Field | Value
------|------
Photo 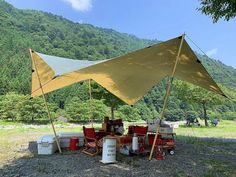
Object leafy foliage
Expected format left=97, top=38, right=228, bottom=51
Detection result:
left=0, top=1, right=235, bottom=123
left=116, top=105, right=141, bottom=121
left=198, top=0, right=236, bottom=23
left=19, top=96, right=57, bottom=122
left=65, top=97, right=109, bottom=122
left=174, top=80, right=227, bottom=126
left=0, top=92, right=56, bottom=122
left=0, top=92, right=25, bottom=121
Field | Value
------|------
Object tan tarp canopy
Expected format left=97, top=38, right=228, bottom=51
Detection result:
left=31, top=36, right=225, bottom=105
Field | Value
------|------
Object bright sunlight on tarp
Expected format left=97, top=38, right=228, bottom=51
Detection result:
left=30, top=36, right=225, bottom=105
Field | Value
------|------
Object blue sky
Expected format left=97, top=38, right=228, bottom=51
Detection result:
left=5, top=0, right=236, bottom=68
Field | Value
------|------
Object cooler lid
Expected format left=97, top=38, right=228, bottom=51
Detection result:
left=37, top=135, right=57, bottom=143
left=58, top=132, right=83, bottom=138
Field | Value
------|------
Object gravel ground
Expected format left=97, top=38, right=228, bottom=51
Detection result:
left=1, top=140, right=236, bottom=177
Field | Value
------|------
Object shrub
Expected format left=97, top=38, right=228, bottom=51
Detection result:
left=0, top=92, right=26, bottom=121
left=222, top=112, right=236, bottom=120
left=19, top=97, right=57, bottom=122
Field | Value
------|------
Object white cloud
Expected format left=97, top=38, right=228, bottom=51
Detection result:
left=62, top=0, right=92, bottom=12
left=206, top=48, right=217, bottom=57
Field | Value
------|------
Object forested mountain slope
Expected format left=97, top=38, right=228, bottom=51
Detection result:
left=0, top=0, right=236, bottom=94
left=0, top=0, right=158, bottom=95
left=0, top=0, right=235, bottom=122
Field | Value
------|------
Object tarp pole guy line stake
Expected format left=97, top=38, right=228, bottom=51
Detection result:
left=29, top=48, right=62, bottom=154
left=149, top=33, right=185, bottom=160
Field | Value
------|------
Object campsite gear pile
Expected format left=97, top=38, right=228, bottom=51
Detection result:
left=37, top=133, right=84, bottom=155
left=36, top=118, right=176, bottom=163
left=101, top=117, right=124, bottom=135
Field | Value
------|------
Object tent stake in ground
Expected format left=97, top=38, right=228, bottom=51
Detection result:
left=149, top=34, right=185, bottom=160
left=29, top=48, right=62, bottom=154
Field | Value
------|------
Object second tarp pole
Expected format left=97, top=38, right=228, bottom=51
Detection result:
left=149, top=34, right=185, bottom=160
left=88, top=79, right=94, bottom=127
left=29, top=49, right=62, bottom=154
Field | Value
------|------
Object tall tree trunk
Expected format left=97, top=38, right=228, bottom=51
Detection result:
left=31, top=106, right=34, bottom=122
left=111, top=105, right=114, bottom=120
left=202, top=102, right=208, bottom=126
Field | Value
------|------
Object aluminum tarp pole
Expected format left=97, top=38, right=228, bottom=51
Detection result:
left=29, top=48, right=62, bottom=154
left=149, top=34, right=185, bottom=160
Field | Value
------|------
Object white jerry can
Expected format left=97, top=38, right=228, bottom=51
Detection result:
left=101, top=137, right=117, bottom=164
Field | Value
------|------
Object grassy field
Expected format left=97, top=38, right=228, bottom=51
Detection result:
left=1, top=119, right=235, bottom=137
left=175, top=119, right=236, bottom=138
left=0, top=120, right=236, bottom=176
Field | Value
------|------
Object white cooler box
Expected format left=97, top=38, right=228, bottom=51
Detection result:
left=37, top=135, right=59, bottom=155
left=58, top=132, right=84, bottom=148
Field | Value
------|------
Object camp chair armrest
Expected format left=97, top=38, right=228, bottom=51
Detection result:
left=85, top=137, right=97, bottom=142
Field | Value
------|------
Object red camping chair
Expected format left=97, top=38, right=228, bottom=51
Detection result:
left=82, top=126, right=103, bottom=156
left=133, top=126, right=148, bottom=153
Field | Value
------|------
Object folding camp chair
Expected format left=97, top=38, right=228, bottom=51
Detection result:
left=82, top=126, right=103, bottom=156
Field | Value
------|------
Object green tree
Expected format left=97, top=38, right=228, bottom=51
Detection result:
left=174, top=81, right=224, bottom=126
left=198, top=0, right=236, bottom=23
left=65, top=97, right=109, bottom=122
left=134, top=103, right=153, bottom=120
left=0, top=92, right=25, bottom=121
left=117, top=105, right=141, bottom=121
left=19, top=96, right=57, bottom=123
left=90, top=81, right=124, bottom=119
left=165, top=109, right=185, bottom=122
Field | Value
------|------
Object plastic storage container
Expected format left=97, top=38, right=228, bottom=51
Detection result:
left=58, top=132, right=84, bottom=148
left=37, top=135, right=58, bottom=155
